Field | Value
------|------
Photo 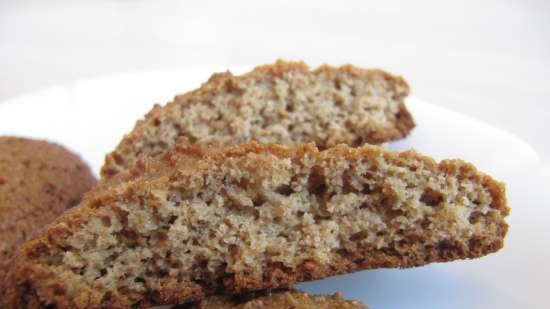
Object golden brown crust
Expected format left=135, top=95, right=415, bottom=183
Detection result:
left=3, top=142, right=508, bottom=309
left=179, top=290, right=368, bottom=309
left=101, top=60, right=414, bottom=177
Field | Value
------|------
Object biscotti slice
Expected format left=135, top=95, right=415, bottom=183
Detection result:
left=3, top=142, right=508, bottom=309
left=101, top=60, right=414, bottom=177
left=178, top=290, right=367, bottom=309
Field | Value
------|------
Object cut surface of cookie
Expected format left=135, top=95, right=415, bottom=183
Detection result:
left=101, top=60, right=414, bottom=177
left=178, top=290, right=367, bottom=309
left=4, top=142, right=508, bottom=309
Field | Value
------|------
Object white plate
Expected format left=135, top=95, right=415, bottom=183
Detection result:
left=0, top=67, right=547, bottom=309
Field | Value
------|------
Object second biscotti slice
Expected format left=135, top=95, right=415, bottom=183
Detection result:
left=3, top=142, right=508, bottom=309
left=101, top=60, right=414, bottom=177
left=178, top=290, right=368, bottom=309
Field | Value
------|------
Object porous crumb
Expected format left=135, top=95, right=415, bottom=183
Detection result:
left=101, top=60, right=414, bottom=177
left=3, top=142, right=508, bottom=309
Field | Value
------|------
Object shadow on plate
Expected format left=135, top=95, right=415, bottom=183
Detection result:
left=297, top=265, right=492, bottom=309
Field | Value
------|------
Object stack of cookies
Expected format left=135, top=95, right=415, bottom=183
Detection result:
left=0, top=61, right=509, bottom=309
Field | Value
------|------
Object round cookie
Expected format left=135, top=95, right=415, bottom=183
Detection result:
left=0, top=136, right=96, bottom=280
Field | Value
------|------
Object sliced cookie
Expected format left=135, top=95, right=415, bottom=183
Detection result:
left=3, top=142, right=507, bottom=309
left=102, top=60, right=414, bottom=177
left=179, top=290, right=367, bottom=309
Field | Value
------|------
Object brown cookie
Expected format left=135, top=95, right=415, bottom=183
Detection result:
left=180, top=290, right=368, bottom=309
left=101, top=60, right=414, bottom=178
left=0, top=137, right=96, bottom=281
left=3, top=142, right=507, bottom=309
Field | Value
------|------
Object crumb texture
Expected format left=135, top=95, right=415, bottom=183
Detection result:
left=101, top=60, right=413, bottom=177
left=3, top=142, right=508, bottom=309
left=178, top=290, right=367, bottom=309
left=0, top=136, right=96, bottom=281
